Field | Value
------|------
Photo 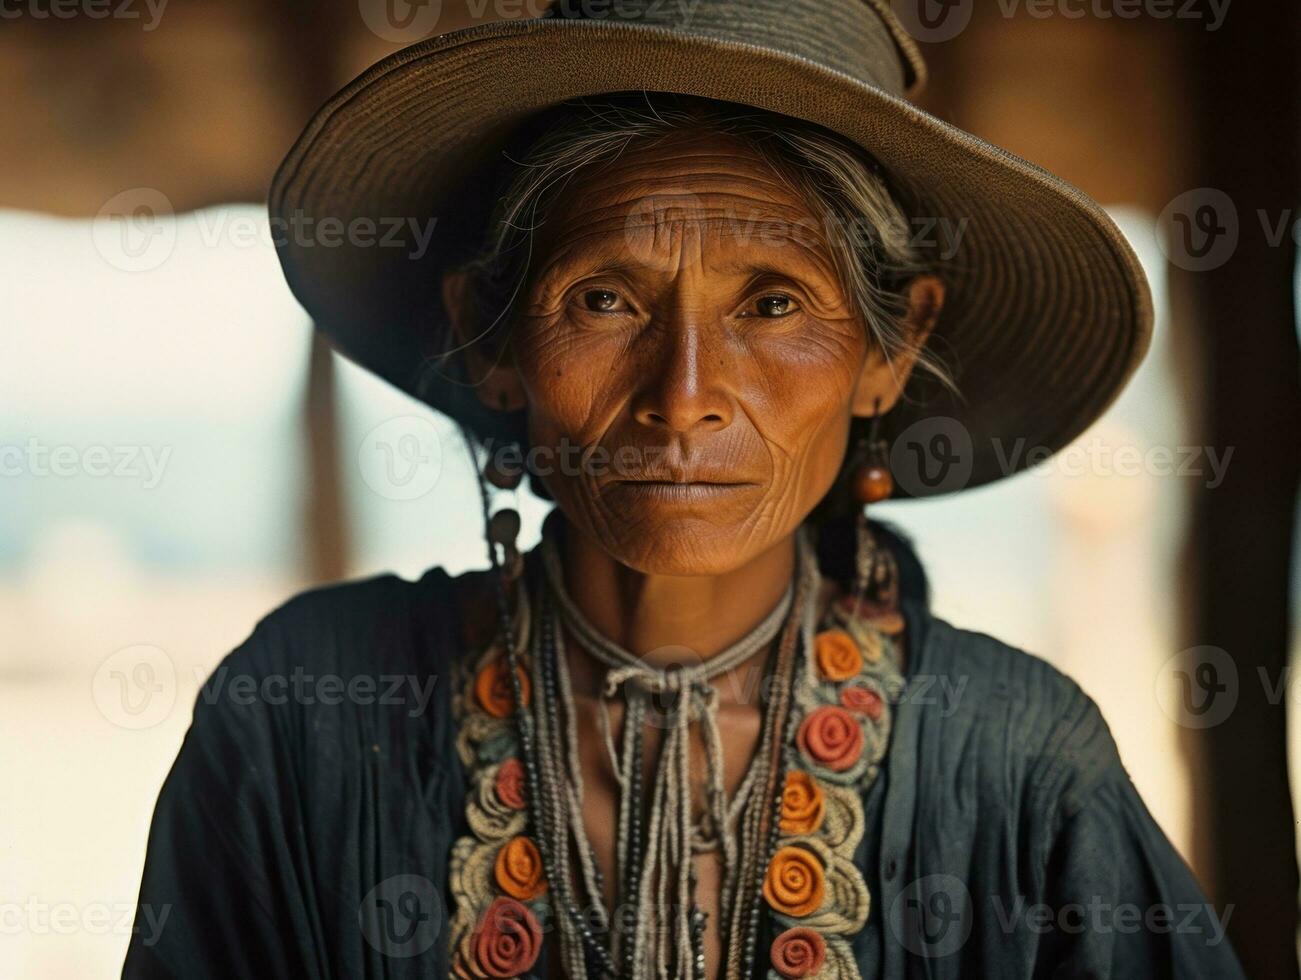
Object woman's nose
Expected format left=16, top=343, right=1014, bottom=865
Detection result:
left=631, top=327, right=734, bottom=434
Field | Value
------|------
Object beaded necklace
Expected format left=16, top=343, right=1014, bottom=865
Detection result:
left=447, top=518, right=903, bottom=979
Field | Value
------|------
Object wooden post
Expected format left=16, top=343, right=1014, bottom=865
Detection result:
left=1181, top=7, right=1301, bottom=977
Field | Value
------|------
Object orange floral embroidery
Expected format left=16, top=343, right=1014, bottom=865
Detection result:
left=763, top=845, right=825, bottom=918
left=840, top=684, right=883, bottom=721
left=779, top=771, right=825, bottom=835
left=494, top=758, right=526, bottom=810
left=815, top=629, right=862, bottom=681
left=471, top=897, right=542, bottom=977
left=770, top=926, right=827, bottom=978
left=797, top=705, right=864, bottom=772
left=494, top=835, right=546, bottom=901
left=474, top=657, right=530, bottom=719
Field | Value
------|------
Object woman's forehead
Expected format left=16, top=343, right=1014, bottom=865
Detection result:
left=552, top=128, right=809, bottom=213
left=534, top=130, right=841, bottom=279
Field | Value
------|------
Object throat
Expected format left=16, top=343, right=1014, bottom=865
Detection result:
left=559, top=520, right=799, bottom=666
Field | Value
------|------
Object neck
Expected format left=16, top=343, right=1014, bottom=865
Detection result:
left=556, top=516, right=797, bottom=669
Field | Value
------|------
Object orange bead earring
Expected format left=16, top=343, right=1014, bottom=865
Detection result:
left=850, top=403, right=893, bottom=506
left=853, top=400, right=895, bottom=504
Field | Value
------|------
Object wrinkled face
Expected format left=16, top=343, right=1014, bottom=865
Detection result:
left=498, top=130, right=899, bottom=575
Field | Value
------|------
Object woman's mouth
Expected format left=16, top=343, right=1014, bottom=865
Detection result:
left=608, top=480, right=760, bottom=503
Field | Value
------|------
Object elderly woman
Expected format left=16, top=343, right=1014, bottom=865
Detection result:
left=125, top=2, right=1244, bottom=978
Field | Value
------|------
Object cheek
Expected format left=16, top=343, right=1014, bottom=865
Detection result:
left=751, top=329, right=864, bottom=456
left=513, top=319, right=627, bottom=441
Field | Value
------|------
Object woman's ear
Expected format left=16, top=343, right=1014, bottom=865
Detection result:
left=850, top=274, right=946, bottom=416
left=442, top=267, right=527, bottom=412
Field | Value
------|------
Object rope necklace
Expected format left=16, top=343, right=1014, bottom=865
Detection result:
left=505, top=520, right=816, bottom=978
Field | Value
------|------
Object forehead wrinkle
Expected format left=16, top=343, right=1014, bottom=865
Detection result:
left=548, top=187, right=819, bottom=237
left=541, top=195, right=833, bottom=263
left=534, top=224, right=836, bottom=283
left=580, top=159, right=802, bottom=205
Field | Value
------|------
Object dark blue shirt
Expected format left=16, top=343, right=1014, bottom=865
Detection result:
left=122, top=564, right=1245, bottom=978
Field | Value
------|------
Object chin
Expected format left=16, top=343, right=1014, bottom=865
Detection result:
left=598, top=507, right=777, bottom=577
left=610, top=527, right=756, bottom=576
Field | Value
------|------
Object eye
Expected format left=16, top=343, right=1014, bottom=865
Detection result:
left=745, top=293, right=800, bottom=318
left=578, top=288, right=627, bottom=313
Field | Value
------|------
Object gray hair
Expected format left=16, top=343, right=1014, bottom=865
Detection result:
left=453, top=93, right=951, bottom=393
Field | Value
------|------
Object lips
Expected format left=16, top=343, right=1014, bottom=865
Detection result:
left=582, top=436, right=767, bottom=496
left=616, top=477, right=755, bottom=487
left=610, top=464, right=756, bottom=486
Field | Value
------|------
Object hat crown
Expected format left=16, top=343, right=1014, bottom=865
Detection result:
left=547, top=0, right=926, bottom=97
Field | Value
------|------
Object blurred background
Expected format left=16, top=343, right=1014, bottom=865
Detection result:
left=1, top=2, right=1297, bottom=977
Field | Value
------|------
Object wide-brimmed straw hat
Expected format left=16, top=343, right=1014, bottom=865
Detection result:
left=269, top=0, right=1152, bottom=497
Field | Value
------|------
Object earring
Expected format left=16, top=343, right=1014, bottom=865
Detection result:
left=488, top=506, right=524, bottom=581
left=484, top=440, right=524, bottom=490
left=477, top=437, right=524, bottom=580
left=847, top=403, right=904, bottom=635
left=850, top=406, right=893, bottom=507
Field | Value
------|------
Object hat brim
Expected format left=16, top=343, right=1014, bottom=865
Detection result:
left=270, top=17, right=1153, bottom=497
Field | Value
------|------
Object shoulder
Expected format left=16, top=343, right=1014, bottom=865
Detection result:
left=225, top=565, right=475, bottom=675
left=906, top=608, right=1124, bottom=819
left=188, top=565, right=488, bottom=735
